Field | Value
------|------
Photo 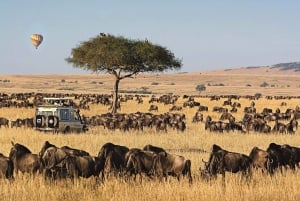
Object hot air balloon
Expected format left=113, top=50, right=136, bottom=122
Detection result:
left=30, top=34, right=43, bottom=49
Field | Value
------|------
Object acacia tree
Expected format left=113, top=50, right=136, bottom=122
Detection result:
left=66, top=34, right=182, bottom=113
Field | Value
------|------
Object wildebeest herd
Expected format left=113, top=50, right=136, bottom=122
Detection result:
left=1, top=141, right=300, bottom=185
left=0, top=92, right=300, bottom=134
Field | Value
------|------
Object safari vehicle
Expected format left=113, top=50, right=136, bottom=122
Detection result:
left=35, top=98, right=88, bottom=133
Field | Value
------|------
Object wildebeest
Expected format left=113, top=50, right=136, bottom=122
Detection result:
left=283, top=144, right=300, bottom=168
left=148, top=105, right=158, bottom=112
left=98, top=142, right=129, bottom=177
left=125, top=148, right=158, bottom=182
left=0, top=117, right=9, bottom=128
left=248, top=146, right=276, bottom=174
left=169, top=105, right=182, bottom=112
left=286, top=119, right=298, bottom=134
left=41, top=146, right=70, bottom=179
left=9, top=142, right=40, bottom=175
left=192, top=111, right=203, bottom=123
left=60, top=154, right=98, bottom=179
left=152, top=151, right=192, bottom=184
left=266, top=143, right=295, bottom=172
left=0, top=153, right=14, bottom=180
left=39, top=141, right=97, bottom=180
left=41, top=145, right=101, bottom=180
left=201, top=144, right=252, bottom=181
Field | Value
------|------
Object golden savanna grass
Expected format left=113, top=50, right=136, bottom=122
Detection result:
left=0, top=70, right=300, bottom=201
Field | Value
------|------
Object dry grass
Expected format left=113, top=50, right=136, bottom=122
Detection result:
left=1, top=70, right=300, bottom=201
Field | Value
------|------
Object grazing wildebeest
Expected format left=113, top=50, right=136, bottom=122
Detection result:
left=282, top=144, right=300, bottom=168
left=266, top=143, right=295, bottom=172
left=201, top=144, right=252, bottom=182
left=9, top=142, right=40, bottom=175
left=58, top=154, right=98, bottom=179
left=248, top=147, right=276, bottom=174
left=0, top=153, right=14, bottom=180
left=41, top=147, right=97, bottom=180
left=0, top=117, right=9, bottom=128
left=125, top=148, right=158, bottom=182
left=40, top=146, right=69, bottom=179
left=153, top=151, right=192, bottom=184
left=98, top=142, right=129, bottom=177
left=148, top=104, right=158, bottom=112
left=39, top=142, right=96, bottom=180
left=286, top=119, right=298, bottom=134
left=169, top=105, right=182, bottom=112
left=192, top=111, right=203, bottom=123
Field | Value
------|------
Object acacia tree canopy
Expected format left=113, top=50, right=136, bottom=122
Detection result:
left=66, top=34, right=182, bottom=113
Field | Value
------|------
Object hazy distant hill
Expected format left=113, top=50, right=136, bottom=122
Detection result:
left=271, top=62, right=300, bottom=72
left=206, top=61, right=300, bottom=75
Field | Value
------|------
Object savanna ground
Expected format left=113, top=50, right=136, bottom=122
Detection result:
left=0, top=69, right=300, bottom=201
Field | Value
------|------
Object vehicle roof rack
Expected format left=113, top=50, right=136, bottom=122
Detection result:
left=42, top=97, right=74, bottom=106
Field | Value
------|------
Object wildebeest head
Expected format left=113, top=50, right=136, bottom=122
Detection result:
left=206, top=151, right=225, bottom=175
left=39, top=141, right=57, bottom=158
left=94, top=155, right=105, bottom=178
left=200, top=144, right=224, bottom=176
left=41, top=147, right=68, bottom=169
left=125, top=149, right=158, bottom=177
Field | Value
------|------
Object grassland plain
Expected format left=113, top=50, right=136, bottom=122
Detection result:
left=0, top=70, right=300, bottom=201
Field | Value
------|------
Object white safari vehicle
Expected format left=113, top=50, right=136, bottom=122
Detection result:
left=34, top=98, right=88, bottom=133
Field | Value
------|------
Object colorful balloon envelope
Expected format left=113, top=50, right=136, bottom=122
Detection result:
left=30, top=34, right=43, bottom=49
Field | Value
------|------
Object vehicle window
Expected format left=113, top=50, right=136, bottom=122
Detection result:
left=60, top=109, right=70, bottom=120
left=70, top=111, right=75, bottom=120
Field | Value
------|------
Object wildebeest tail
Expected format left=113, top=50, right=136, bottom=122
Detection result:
left=183, top=159, right=192, bottom=184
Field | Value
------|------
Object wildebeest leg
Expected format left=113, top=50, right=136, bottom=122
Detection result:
left=221, top=172, right=226, bottom=187
left=98, top=170, right=105, bottom=183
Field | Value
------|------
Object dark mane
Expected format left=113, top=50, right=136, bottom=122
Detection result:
left=14, top=143, right=32, bottom=154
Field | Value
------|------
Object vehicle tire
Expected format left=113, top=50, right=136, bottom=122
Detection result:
left=35, top=115, right=46, bottom=128
left=47, top=116, right=55, bottom=128
left=64, top=126, right=71, bottom=134
left=47, top=116, right=59, bottom=128
left=53, top=116, right=59, bottom=128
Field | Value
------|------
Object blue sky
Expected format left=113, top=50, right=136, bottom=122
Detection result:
left=1, top=1, right=300, bottom=74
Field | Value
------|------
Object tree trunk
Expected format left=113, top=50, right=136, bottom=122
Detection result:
left=111, top=78, right=120, bottom=113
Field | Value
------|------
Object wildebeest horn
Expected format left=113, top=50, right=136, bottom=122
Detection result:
left=11, top=141, right=15, bottom=146
left=202, top=159, right=207, bottom=164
